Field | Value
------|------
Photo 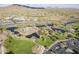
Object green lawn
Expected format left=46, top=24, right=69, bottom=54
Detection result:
left=35, top=36, right=53, bottom=48
left=4, top=36, right=36, bottom=54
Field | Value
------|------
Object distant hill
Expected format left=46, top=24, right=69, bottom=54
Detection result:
left=10, top=4, right=45, bottom=9
left=0, top=4, right=79, bottom=22
left=0, top=4, right=46, bottom=18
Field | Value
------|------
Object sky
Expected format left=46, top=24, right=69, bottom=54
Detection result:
left=0, top=4, right=79, bottom=9
left=27, top=4, right=79, bottom=8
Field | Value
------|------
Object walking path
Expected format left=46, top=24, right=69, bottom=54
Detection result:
left=0, top=31, right=7, bottom=54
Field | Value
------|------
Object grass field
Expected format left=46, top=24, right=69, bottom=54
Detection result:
left=4, top=36, right=36, bottom=54
left=36, top=36, right=53, bottom=48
